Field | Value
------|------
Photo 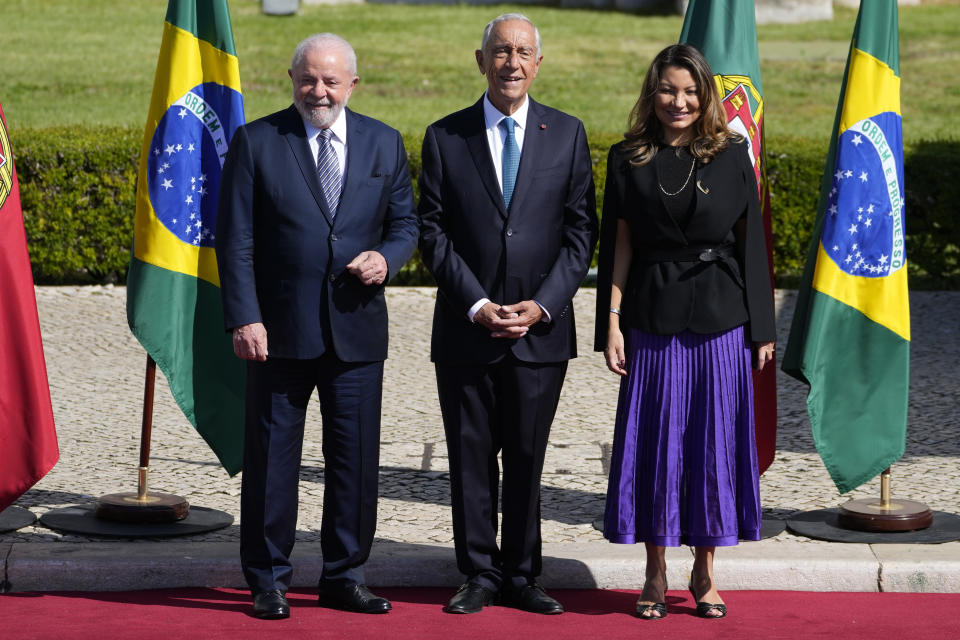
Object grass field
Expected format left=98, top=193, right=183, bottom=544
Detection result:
left=1, top=0, right=958, bottom=141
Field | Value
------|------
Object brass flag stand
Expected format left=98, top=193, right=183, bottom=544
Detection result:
left=837, top=467, right=933, bottom=532
left=94, top=355, right=190, bottom=523
left=39, top=354, right=233, bottom=537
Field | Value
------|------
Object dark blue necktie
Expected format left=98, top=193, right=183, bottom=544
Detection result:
left=500, top=117, right=519, bottom=210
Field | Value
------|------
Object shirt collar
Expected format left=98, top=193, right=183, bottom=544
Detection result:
left=482, top=92, right=528, bottom=132
left=302, top=107, right=348, bottom=144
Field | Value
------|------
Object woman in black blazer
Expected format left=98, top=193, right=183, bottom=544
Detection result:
left=595, top=44, right=775, bottom=620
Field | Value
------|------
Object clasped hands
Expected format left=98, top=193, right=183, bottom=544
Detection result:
left=474, top=300, right=543, bottom=339
left=232, top=251, right=388, bottom=361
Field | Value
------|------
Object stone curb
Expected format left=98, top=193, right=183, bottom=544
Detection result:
left=5, top=540, right=960, bottom=594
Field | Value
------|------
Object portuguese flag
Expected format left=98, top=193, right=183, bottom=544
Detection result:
left=782, top=0, right=908, bottom=494
left=126, top=0, right=245, bottom=475
left=680, top=0, right=778, bottom=475
left=0, top=101, right=59, bottom=512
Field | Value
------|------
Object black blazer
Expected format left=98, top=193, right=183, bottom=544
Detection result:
left=216, top=106, right=418, bottom=361
left=594, top=138, right=775, bottom=350
left=418, top=97, right=598, bottom=364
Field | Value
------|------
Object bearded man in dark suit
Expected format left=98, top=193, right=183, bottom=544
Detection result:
left=418, top=13, right=598, bottom=616
left=216, top=33, right=418, bottom=620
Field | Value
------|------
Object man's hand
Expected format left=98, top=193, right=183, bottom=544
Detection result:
left=233, top=322, right=268, bottom=361
left=346, top=251, right=388, bottom=286
left=473, top=300, right=543, bottom=339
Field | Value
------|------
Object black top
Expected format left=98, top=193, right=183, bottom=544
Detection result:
left=652, top=144, right=696, bottom=228
left=594, top=137, right=776, bottom=349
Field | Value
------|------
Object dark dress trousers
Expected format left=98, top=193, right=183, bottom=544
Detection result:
left=216, top=105, right=418, bottom=594
left=418, top=97, right=598, bottom=591
left=594, top=138, right=776, bottom=350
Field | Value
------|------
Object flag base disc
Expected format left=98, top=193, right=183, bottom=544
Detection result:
left=0, top=505, right=37, bottom=532
left=95, top=492, right=190, bottom=524
left=837, top=498, right=933, bottom=532
left=786, top=508, right=960, bottom=543
left=40, top=504, right=232, bottom=538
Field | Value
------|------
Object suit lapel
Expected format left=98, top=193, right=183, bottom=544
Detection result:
left=505, top=98, right=543, bottom=218
left=282, top=105, right=334, bottom=227
left=464, top=99, right=508, bottom=219
left=333, top=109, right=363, bottom=229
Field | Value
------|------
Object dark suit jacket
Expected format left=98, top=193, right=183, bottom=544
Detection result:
left=418, top=97, right=598, bottom=364
left=216, top=106, right=418, bottom=361
left=594, top=138, right=775, bottom=349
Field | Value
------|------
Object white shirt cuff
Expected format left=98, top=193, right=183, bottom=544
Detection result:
left=534, top=300, right=551, bottom=323
left=468, top=298, right=490, bottom=322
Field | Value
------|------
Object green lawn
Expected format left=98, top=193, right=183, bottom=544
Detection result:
left=1, top=0, right=958, bottom=142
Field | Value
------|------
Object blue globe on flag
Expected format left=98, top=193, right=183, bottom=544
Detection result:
left=821, top=111, right=905, bottom=278
left=147, top=82, right=244, bottom=248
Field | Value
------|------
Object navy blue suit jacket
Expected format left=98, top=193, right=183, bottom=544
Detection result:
left=216, top=106, right=418, bottom=361
left=418, top=97, right=598, bottom=364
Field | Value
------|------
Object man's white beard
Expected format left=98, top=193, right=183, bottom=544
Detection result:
left=294, top=93, right=347, bottom=129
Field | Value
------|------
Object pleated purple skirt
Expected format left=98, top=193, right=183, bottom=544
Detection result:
left=604, top=326, right=761, bottom=547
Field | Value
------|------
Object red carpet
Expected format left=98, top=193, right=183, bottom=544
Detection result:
left=1, top=588, right=956, bottom=639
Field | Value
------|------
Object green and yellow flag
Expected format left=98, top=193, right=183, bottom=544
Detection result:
left=127, top=0, right=245, bottom=474
left=680, top=0, right=778, bottom=475
left=782, top=0, right=907, bottom=494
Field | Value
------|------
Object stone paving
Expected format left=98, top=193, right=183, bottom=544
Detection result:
left=4, top=286, right=959, bottom=551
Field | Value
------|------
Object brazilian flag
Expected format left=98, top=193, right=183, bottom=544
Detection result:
left=783, top=0, right=907, bottom=494
left=126, top=0, right=245, bottom=475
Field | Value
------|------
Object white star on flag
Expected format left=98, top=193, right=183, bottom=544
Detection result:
left=178, top=108, right=188, bottom=119
left=185, top=195, right=194, bottom=205
left=852, top=134, right=863, bottom=146
left=161, top=178, right=173, bottom=190
left=859, top=171, right=868, bottom=182
left=165, top=144, right=176, bottom=156
left=849, top=224, right=858, bottom=234
left=845, top=169, right=853, bottom=178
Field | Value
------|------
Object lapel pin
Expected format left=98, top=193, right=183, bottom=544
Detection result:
left=697, top=179, right=710, bottom=194
left=539, top=123, right=546, bottom=130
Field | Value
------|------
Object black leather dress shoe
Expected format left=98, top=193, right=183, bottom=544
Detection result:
left=502, top=583, right=564, bottom=615
left=318, top=584, right=392, bottom=613
left=444, top=583, right=496, bottom=614
left=252, top=589, right=290, bottom=619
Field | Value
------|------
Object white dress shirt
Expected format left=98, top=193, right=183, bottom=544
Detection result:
left=468, top=93, right=550, bottom=324
left=303, top=109, right=348, bottom=177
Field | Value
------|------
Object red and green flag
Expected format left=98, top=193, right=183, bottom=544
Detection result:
left=0, top=101, right=59, bottom=511
left=680, top=0, right=778, bottom=475
left=126, top=0, right=245, bottom=475
left=782, top=0, right=907, bottom=494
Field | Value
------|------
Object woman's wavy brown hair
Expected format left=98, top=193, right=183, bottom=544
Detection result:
left=623, top=43, right=736, bottom=166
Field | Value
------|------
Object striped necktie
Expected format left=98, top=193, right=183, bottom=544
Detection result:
left=316, top=128, right=342, bottom=214
left=500, top=117, right=519, bottom=210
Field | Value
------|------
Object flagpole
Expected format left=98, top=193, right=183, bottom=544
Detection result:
left=837, top=467, right=933, bottom=532
left=94, top=354, right=190, bottom=523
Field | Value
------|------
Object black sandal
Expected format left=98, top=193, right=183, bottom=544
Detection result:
left=635, top=601, right=667, bottom=619
left=694, top=601, right=727, bottom=618
left=688, top=583, right=727, bottom=619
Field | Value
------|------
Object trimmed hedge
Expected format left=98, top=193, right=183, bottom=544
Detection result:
left=10, top=126, right=960, bottom=287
